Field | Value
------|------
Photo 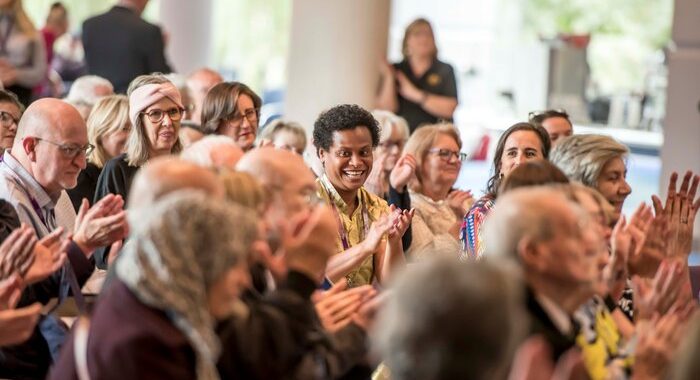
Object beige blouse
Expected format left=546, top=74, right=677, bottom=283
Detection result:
left=406, top=190, right=461, bottom=260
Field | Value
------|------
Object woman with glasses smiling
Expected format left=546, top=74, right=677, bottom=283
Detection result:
left=402, top=123, right=473, bottom=260
left=92, top=74, right=184, bottom=268
left=200, top=81, right=262, bottom=152
left=0, top=89, right=24, bottom=154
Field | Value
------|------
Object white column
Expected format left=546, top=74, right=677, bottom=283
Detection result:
left=662, top=0, right=700, bottom=249
left=284, top=0, right=391, bottom=130
left=158, top=0, right=213, bottom=75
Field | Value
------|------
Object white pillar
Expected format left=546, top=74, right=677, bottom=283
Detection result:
left=284, top=0, right=391, bottom=130
left=159, top=0, right=213, bottom=75
left=662, top=0, right=700, bottom=250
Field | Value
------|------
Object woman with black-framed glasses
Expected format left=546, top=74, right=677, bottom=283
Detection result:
left=200, top=81, right=262, bottom=152
left=402, top=123, right=473, bottom=260
left=92, top=73, right=184, bottom=269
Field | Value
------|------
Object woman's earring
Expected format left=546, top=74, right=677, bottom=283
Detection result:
left=499, top=172, right=504, bottom=179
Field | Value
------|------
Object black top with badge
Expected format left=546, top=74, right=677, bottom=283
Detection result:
left=393, top=58, right=458, bottom=133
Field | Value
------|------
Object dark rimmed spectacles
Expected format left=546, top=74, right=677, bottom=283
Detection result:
left=141, top=107, right=184, bottom=123
left=428, top=148, right=467, bottom=162
left=225, top=108, right=260, bottom=126
left=0, top=111, right=19, bottom=127
left=34, top=137, right=94, bottom=158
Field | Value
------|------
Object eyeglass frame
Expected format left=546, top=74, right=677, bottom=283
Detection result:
left=428, top=148, right=468, bottom=162
left=0, top=111, right=20, bottom=127
left=224, top=107, right=261, bottom=126
left=32, top=137, right=95, bottom=159
left=140, top=107, right=185, bottom=123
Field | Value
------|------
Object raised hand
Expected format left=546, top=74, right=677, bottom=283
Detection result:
left=73, top=195, right=128, bottom=255
left=389, top=154, right=417, bottom=191
left=313, top=278, right=376, bottom=332
left=0, top=302, right=41, bottom=346
left=396, top=71, right=424, bottom=104
left=0, top=225, right=37, bottom=280
left=446, top=189, right=474, bottom=218
left=652, top=171, right=700, bottom=258
left=25, top=228, right=68, bottom=284
left=633, top=260, right=686, bottom=321
left=387, top=205, right=414, bottom=241
left=365, top=152, right=388, bottom=196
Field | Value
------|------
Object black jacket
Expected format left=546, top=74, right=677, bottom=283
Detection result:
left=525, top=286, right=578, bottom=361
left=82, top=6, right=171, bottom=93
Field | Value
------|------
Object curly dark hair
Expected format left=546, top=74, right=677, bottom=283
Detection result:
left=312, top=104, right=380, bottom=154
left=485, top=122, right=551, bottom=198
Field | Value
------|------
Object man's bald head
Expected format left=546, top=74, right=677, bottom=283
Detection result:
left=186, top=68, right=224, bottom=125
left=16, top=98, right=85, bottom=143
left=180, top=135, right=243, bottom=168
left=12, top=99, right=88, bottom=194
left=236, top=147, right=312, bottom=189
left=483, top=185, right=582, bottom=262
left=128, top=156, right=224, bottom=210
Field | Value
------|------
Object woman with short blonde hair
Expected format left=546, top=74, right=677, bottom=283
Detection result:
left=402, top=123, right=472, bottom=260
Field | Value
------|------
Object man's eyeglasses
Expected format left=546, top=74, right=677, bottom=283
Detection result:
left=226, top=108, right=260, bottom=126
left=428, top=148, right=467, bottom=162
left=141, top=107, right=184, bottom=123
left=0, top=111, right=19, bottom=127
left=34, top=137, right=94, bottom=159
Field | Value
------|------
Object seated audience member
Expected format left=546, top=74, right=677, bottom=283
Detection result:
left=549, top=134, right=631, bottom=223
left=373, top=258, right=526, bottom=380
left=402, top=123, right=472, bottom=259
left=0, top=89, right=24, bottom=154
left=68, top=95, right=130, bottom=211
left=529, top=109, right=573, bottom=146
left=313, top=104, right=412, bottom=287
left=223, top=147, right=374, bottom=379
left=64, top=75, right=114, bottom=120
left=49, top=191, right=258, bottom=380
left=364, top=110, right=414, bottom=251
left=92, top=74, right=184, bottom=268
left=0, top=98, right=127, bottom=378
left=180, top=135, right=244, bottom=169
left=200, top=81, right=262, bottom=152
left=186, top=68, right=224, bottom=126
left=462, top=122, right=550, bottom=259
left=94, top=74, right=183, bottom=206
left=364, top=110, right=410, bottom=198
left=483, top=186, right=597, bottom=359
left=257, top=119, right=307, bottom=155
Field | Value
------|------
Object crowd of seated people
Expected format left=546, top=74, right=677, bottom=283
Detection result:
left=0, top=3, right=699, bottom=380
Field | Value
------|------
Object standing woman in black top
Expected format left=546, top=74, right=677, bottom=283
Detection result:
left=92, top=73, right=184, bottom=268
left=67, top=95, right=130, bottom=211
left=376, top=18, right=458, bottom=133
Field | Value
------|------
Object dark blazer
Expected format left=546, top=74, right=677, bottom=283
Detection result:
left=82, top=6, right=171, bottom=93
left=48, top=279, right=197, bottom=380
left=525, top=286, right=578, bottom=361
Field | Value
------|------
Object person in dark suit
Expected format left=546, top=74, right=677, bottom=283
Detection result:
left=483, top=186, right=599, bottom=360
left=82, top=0, right=171, bottom=94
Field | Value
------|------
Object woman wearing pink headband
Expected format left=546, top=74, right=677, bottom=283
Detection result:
left=91, top=73, right=185, bottom=269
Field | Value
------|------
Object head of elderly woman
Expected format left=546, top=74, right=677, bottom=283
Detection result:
left=118, top=190, right=257, bottom=320
left=125, top=73, right=184, bottom=166
left=372, top=110, right=410, bottom=171
left=549, top=134, right=631, bottom=221
left=403, top=123, right=463, bottom=197
left=87, top=94, right=131, bottom=168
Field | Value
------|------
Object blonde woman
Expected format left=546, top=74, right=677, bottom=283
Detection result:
left=0, top=0, right=47, bottom=105
left=67, top=95, right=130, bottom=211
left=403, top=123, right=473, bottom=260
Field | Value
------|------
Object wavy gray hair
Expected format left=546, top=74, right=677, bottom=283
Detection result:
left=116, top=190, right=258, bottom=380
left=549, top=134, right=629, bottom=188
